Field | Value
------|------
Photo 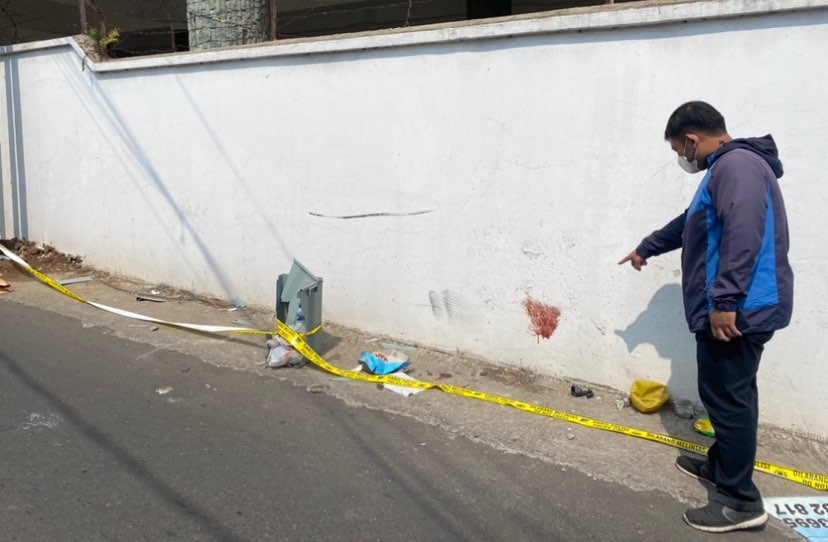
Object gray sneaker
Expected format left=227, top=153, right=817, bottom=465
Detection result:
left=683, top=501, right=768, bottom=533
left=675, top=455, right=715, bottom=487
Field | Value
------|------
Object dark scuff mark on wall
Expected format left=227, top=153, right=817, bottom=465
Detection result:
left=309, top=210, right=434, bottom=219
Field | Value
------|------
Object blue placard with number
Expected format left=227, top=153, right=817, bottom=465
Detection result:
left=765, top=497, right=828, bottom=541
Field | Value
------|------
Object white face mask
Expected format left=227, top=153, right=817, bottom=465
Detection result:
left=677, top=137, right=701, bottom=174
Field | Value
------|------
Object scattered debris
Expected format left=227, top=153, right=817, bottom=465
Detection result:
left=570, top=385, right=594, bottom=399
left=265, top=338, right=306, bottom=368
left=232, top=297, right=247, bottom=309
left=673, top=399, right=697, bottom=419
left=57, top=275, right=94, bottom=285
left=156, top=387, right=173, bottom=395
left=150, top=326, right=159, bottom=331
left=136, top=294, right=165, bottom=303
left=0, top=278, right=12, bottom=295
left=233, top=318, right=255, bottom=327
left=437, top=373, right=452, bottom=380
left=693, top=415, right=715, bottom=437
left=380, top=342, right=417, bottom=354
left=615, top=397, right=630, bottom=410
left=381, top=372, right=426, bottom=397
left=307, top=384, right=328, bottom=394
left=385, top=350, right=409, bottom=363
left=0, top=240, right=85, bottom=289
left=567, top=433, right=575, bottom=440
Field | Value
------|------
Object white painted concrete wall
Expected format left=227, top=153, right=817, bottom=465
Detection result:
left=2, top=0, right=827, bottom=437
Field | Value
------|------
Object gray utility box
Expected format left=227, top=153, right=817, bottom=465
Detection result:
left=275, top=259, right=323, bottom=352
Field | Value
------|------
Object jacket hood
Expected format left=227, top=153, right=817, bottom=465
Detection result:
left=715, top=134, right=784, bottom=178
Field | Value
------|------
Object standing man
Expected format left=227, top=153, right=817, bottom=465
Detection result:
left=619, top=101, right=793, bottom=533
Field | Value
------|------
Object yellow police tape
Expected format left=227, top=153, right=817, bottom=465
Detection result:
left=2, top=242, right=826, bottom=492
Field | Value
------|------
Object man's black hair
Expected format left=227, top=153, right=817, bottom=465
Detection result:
left=664, top=101, right=727, bottom=140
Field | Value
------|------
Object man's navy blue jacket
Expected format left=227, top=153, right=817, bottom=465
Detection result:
left=636, top=135, right=793, bottom=334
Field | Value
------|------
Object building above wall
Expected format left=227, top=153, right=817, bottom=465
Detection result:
left=2, top=0, right=651, bottom=56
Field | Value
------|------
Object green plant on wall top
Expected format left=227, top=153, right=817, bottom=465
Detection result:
left=89, top=27, right=122, bottom=56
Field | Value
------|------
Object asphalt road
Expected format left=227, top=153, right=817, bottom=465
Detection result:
left=0, top=301, right=788, bottom=541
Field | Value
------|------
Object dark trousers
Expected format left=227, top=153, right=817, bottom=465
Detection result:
left=695, top=331, right=774, bottom=512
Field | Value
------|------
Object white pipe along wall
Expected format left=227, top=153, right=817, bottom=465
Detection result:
left=1, top=0, right=827, bottom=438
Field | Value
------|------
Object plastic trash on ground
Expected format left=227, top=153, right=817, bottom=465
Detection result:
left=630, top=379, right=670, bottom=413
left=570, top=385, right=594, bottom=398
left=265, top=337, right=306, bottom=368
left=693, top=415, right=716, bottom=437
left=381, top=372, right=426, bottom=397
left=358, top=351, right=410, bottom=375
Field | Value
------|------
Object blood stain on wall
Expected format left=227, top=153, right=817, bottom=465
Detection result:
left=523, top=296, right=561, bottom=341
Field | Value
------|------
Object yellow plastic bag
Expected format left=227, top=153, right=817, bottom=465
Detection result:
left=630, top=380, right=671, bottom=413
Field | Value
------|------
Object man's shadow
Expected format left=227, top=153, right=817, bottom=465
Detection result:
left=615, top=283, right=707, bottom=441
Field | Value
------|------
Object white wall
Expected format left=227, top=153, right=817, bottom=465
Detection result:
left=2, top=0, right=827, bottom=437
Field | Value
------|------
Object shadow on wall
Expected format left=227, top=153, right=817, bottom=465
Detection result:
left=50, top=52, right=243, bottom=304
left=615, top=283, right=698, bottom=403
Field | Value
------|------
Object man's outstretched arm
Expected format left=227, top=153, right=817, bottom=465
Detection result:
left=619, top=211, right=687, bottom=271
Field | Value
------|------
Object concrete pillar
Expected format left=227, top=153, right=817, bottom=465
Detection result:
left=187, top=0, right=269, bottom=50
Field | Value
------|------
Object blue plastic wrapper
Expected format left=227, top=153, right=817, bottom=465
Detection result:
left=359, top=352, right=411, bottom=375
